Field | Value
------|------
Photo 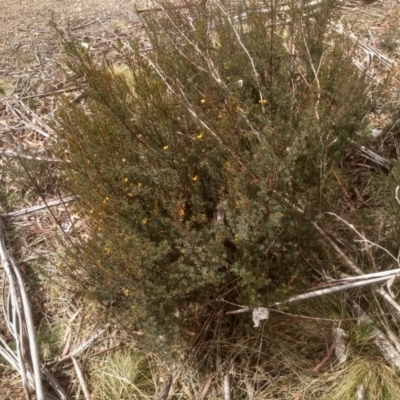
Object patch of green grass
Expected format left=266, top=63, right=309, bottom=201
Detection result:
left=90, top=349, right=157, bottom=400
left=37, top=324, right=64, bottom=360
left=327, top=359, right=400, bottom=400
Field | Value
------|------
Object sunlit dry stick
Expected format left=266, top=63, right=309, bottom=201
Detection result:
left=72, top=356, right=91, bottom=400
left=0, top=219, right=45, bottom=400
left=3, top=196, right=75, bottom=218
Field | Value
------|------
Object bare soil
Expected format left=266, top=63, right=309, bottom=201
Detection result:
left=1, top=0, right=399, bottom=93
left=0, top=0, right=143, bottom=83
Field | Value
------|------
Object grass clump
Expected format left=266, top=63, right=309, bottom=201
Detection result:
left=53, top=0, right=374, bottom=349
left=90, top=349, right=156, bottom=400
left=0, top=78, right=13, bottom=99
left=328, top=360, right=400, bottom=400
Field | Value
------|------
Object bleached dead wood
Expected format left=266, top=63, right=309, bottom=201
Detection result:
left=71, top=356, right=91, bottom=400
left=5, top=100, right=54, bottom=139
left=348, top=300, right=400, bottom=372
left=334, top=23, right=395, bottom=70
left=47, top=325, right=109, bottom=366
left=348, top=139, right=392, bottom=169
left=0, top=218, right=69, bottom=400
left=0, top=218, right=45, bottom=400
left=312, top=222, right=400, bottom=320
left=3, top=196, right=75, bottom=218
left=271, top=272, right=400, bottom=306
left=0, top=148, right=62, bottom=162
left=223, top=374, right=232, bottom=400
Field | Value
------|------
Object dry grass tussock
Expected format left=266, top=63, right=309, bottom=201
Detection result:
left=160, top=298, right=400, bottom=399
left=0, top=0, right=400, bottom=399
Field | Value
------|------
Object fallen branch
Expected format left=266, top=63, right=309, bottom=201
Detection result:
left=47, top=324, right=109, bottom=366
left=348, top=300, right=400, bottom=372
left=3, top=196, right=75, bottom=218
left=5, top=101, right=53, bottom=139
left=71, top=356, right=91, bottom=400
left=0, top=218, right=45, bottom=400
left=156, top=374, right=172, bottom=400
left=334, top=24, right=395, bottom=70
left=0, top=148, right=62, bottom=162
left=270, top=273, right=400, bottom=306
left=0, top=218, right=69, bottom=399
left=312, top=222, right=400, bottom=320
left=223, top=374, right=231, bottom=400
left=348, top=139, right=392, bottom=169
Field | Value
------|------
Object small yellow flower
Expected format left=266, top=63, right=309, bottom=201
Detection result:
left=127, top=193, right=134, bottom=197
left=138, top=182, right=142, bottom=187
left=192, top=175, right=198, bottom=182
left=90, top=209, right=94, bottom=214
left=259, top=99, right=267, bottom=104
left=124, top=177, right=129, bottom=183
left=200, top=99, right=206, bottom=104
left=124, top=289, right=129, bottom=297
left=141, top=218, right=147, bottom=225
left=197, top=133, right=203, bottom=139
left=163, top=145, right=169, bottom=150
left=236, top=106, right=248, bottom=114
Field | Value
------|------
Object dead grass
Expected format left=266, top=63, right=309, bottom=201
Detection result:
left=1, top=0, right=400, bottom=398
left=90, top=349, right=158, bottom=400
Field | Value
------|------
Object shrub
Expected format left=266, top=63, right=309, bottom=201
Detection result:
left=54, top=0, right=372, bottom=348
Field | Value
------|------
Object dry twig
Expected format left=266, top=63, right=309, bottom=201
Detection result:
left=71, top=356, right=91, bottom=400
left=3, top=196, right=75, bottom=218
left=0, top=218, right=68, bottom=400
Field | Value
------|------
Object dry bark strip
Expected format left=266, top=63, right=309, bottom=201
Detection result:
left=0, top=218, right=69, bottom=400
left=348, top=300, right=400, bottom=372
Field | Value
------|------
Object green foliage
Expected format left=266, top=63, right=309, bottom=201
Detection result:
left=54, top=0, right=372, bottom=348
left=328, top=360, right=400, bottom=400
